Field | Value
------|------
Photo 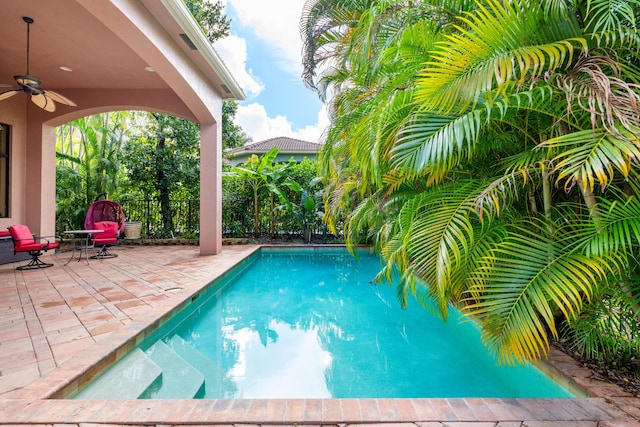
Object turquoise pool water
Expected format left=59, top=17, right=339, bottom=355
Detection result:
left=75, top=248, right=574, bottom=399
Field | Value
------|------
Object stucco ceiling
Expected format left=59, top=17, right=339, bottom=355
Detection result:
left=0, top=0, right=168, bottom=92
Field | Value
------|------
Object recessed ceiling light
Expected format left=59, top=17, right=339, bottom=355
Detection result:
left=145, top=66, right=155, bottom=72
left=60, top=66, right=73, bottom=72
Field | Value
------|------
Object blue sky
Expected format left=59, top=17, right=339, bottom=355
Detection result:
left=214, top=0, right=328, bottom=143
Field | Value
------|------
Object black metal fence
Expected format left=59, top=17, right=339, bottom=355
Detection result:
left=120, top=199, right=339, bottom=240
left=120, top=199, right=200, bottom=238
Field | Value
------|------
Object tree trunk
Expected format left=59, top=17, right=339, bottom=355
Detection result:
left=270, top=195, right=275, bottom=238
left=253, top=187, right=259, bottom=238
left=155, top=133, right=173, bottom=235
left=542, top=171, right=554, bottom=238
left=579, top=180, right=599, bottom=220
left=528, top=187, right=538, bottom=214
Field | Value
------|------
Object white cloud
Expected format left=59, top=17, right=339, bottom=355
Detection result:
left=215, top=0, right=328, bottom=143
left=214, top=35, right=264, bottom=97
left=226, top=0, right=305, bottom=73
left=236, top=103, right=326, bottom=143
left=291, top=105, right=329, bottom=142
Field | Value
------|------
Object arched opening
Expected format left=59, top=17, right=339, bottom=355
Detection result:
left=55, top=111, right=204, bottom=243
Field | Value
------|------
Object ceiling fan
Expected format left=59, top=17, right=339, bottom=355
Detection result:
left=0, top=16, right=76, bottom=112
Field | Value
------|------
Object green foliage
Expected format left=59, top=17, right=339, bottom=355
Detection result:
left=222, top=157, right=325, bottom=239
left=122, top=113, right=200, bottom=199
left=183, top=0, right=230, bottom=43
left=301, top=0, right=640, bottom=367
left=560, top=282, right=640, bottom=366
left=55, top=166, right=89, bottom=232
left=121, top=113, right=200, bottom=236
left=294, top=187, right=324, bottom=242
left=225, top=148, right=302, bottom=238
left=56, top=112, right=130, bottom=231
left=285, top=157, right=321, bottom=193
left=222, top=163, right=253, bottom=237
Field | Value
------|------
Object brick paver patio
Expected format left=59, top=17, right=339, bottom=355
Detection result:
left=0, top=244, right=638, bottom=426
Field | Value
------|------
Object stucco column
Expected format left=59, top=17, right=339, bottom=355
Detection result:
left=25, top=122, right=57, bottom=238
left=199, top=122, right=222, bottom=255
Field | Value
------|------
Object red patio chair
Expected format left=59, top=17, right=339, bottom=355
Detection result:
left=91, top=221, right=119, bottom=259
left=8, top=224, right=60, bottom=270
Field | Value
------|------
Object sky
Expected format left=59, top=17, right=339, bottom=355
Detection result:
left=214, top=0, right=329, bottom=144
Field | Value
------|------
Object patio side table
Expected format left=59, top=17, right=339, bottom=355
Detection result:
left=64, top=230, right=103, bottom=265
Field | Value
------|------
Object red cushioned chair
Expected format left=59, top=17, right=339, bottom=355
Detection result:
left=91, top=221, right=119, bottom=259
left=8, top=224, right=60, bottom=270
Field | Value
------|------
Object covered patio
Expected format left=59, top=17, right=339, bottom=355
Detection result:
left=0, top=0, right=244, bottom=255
left=0, top=245, right=638, bottom=426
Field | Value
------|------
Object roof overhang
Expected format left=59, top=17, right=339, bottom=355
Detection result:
left=0, top=0, right=244, bottom=116
left=143, top=0, right=244, bottom=100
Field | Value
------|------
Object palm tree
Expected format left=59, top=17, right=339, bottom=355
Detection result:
left=393, top=0, right=640, bottom=363
left=302, top=0, right=640, bottom=363
left=57, top=113, right=128, bottom=204
left=56, top=112, right=129, bottom=231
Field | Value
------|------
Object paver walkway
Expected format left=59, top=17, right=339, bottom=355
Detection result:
left=0, top=244, right=638, bottom=426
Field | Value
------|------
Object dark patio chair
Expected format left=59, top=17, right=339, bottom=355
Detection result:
left=91, top=221, right=119, bottom=259
left=8, top=224, right=60, bottom=270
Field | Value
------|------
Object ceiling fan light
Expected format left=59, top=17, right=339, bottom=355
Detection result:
left=14, top=75, right=40, bottom=88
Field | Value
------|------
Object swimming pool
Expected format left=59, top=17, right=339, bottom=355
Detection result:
left=73, top=248, right=574, bottom=399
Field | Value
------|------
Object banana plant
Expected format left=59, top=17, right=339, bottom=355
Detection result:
left=225, top=147, right=301, bottom=238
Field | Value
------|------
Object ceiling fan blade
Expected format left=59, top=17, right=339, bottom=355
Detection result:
left=31, top=93, right=56, bottom=112
left=0, top=83, right=18, bottom=88
left=43, top=90, right=77, bottom=107
left=0, top=89, right=21, bottom=101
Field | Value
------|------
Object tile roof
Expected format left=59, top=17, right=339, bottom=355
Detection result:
left=226, top=136, right=320, bottom=155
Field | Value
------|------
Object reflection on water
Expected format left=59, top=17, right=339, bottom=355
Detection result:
left=168, top=250, right=572, bottom=399
left=225, top=321, right=332, bottom=398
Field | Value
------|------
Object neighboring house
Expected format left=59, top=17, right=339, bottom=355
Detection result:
left=0, top=0, right=244, bottom=256
left=226, top=136, right=321, bottom=166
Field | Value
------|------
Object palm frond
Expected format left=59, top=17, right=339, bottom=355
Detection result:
left=465, top=220, right=623, bottom=364
left=545, top=52, right=640, bottom=135
left=377, top=181, right=486, bottom=316
left=541, top=127, right=640, bottom=190
left=474, top=162, right=546, bottom=219
left=566, top=194, right=640, bottom=258
left=415, top=0, right=586, bottom=114
left=391, top=110, right=483, bottom=180
left=560, top=281, right=640, bottom=364
left=584, top=0, right=640, bottom=41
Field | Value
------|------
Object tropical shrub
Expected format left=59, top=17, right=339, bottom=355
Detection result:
left=301, top=0, right=640, bottom=368
left=56, top=112, right=130, bottom=232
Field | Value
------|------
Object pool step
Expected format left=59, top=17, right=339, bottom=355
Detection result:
left=74, top=348, right=162, bottom=399
left=167, top=334, right=226, bottom=397
left=142, top=340, right=205, bottom=398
